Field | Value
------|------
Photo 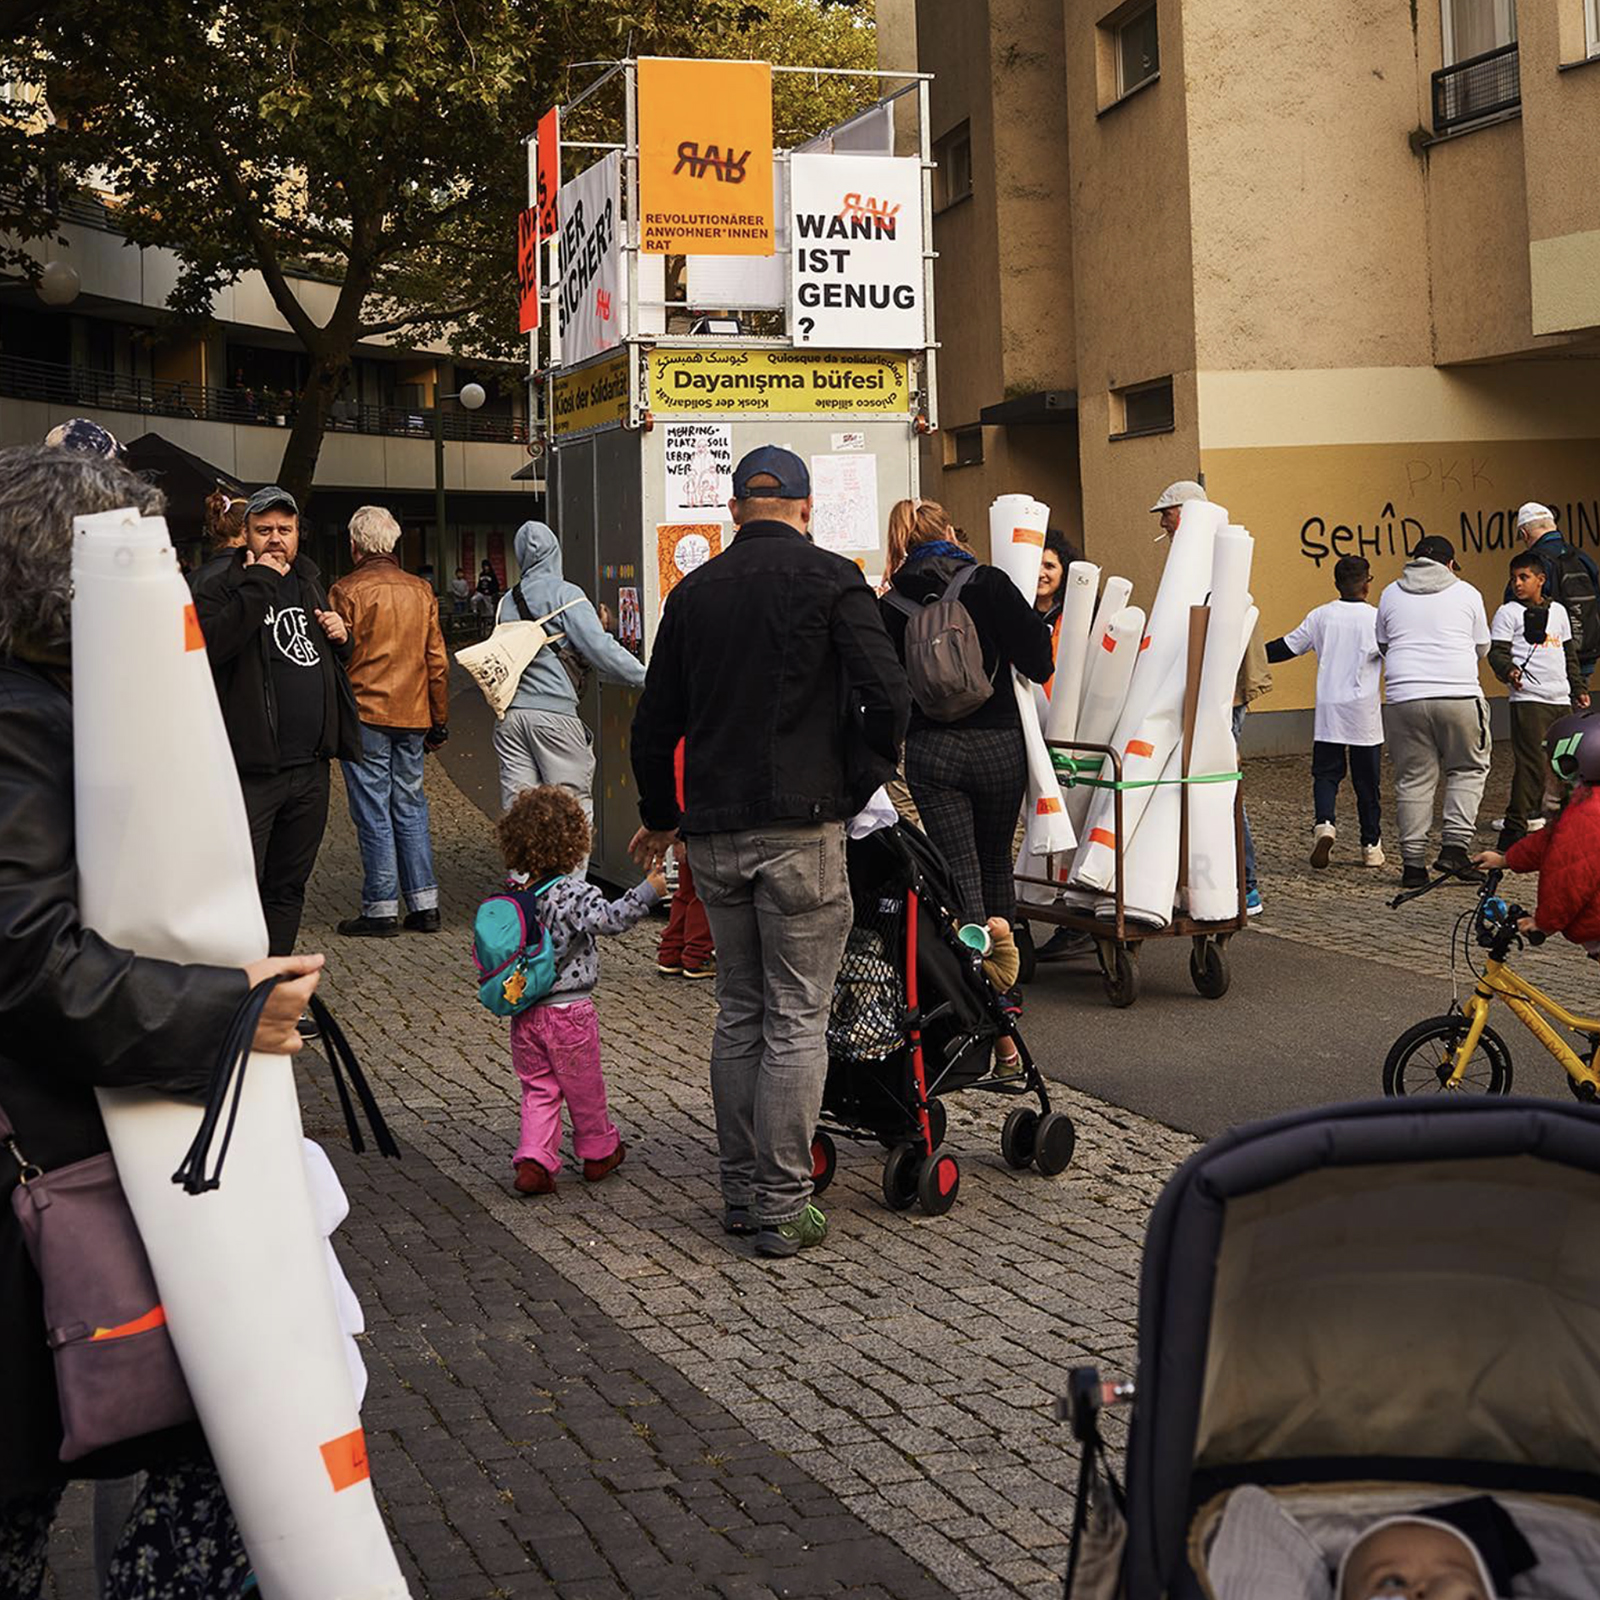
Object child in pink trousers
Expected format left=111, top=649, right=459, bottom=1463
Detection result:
left=496, top=786, right=666, bottom=1195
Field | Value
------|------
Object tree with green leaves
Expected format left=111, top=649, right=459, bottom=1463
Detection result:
left=3, top=0, right=876, bottom=506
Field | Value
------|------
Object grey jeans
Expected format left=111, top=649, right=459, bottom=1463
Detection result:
left=1384, top=695, right=1492, bottom=860
left=492, top=709, right=596, bottom=820
left=687, top=822, right=853, bottom=1225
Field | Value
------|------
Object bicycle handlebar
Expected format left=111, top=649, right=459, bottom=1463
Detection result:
left=1388, top=867, right=1502, bottom=911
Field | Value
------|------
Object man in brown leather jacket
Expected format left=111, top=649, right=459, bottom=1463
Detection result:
left=329, top=506, right=450, bottom=936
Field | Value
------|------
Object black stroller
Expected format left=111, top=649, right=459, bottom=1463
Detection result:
left=1062, top=1097, right=1600, bottom=1598
left=812, top=820, right=1074, bottom=1217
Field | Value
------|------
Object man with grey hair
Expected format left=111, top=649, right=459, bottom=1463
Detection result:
left=1505, top=502, right=1600, bottom=688
left=191, top=484, right=361, bottom=956
left=328, top=505, right=450, bottom=936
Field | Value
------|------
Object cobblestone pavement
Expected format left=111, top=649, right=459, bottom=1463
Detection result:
left=49, top=752, right=1195, bottom=1600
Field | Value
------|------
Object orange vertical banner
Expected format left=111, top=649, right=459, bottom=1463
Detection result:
left=516, top=207, right=539, bottom=333
left=535, top=105, right=560, bottom=239
left=637, top=57, right=774, bottom=256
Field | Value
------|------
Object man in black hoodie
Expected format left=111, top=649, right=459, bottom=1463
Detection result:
left=630, top=446, right=909, bottom=1260
left=190, top=485, right=361, bottom=954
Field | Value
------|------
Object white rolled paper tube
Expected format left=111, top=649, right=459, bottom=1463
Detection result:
left=1012, top=672, right=1076, bottom=854
left=1044, top=561, right=1100, bottom=746
left=987, top=493, right=1050, bottom=603
left=72, top=512, right=410, bottom=1600
left=1065, top=605, right=1145, bottom=836
left=1186, top=528, right=1258, bottom=922
left=1096, top=742, right=1183, bottom=930
left=1083, top=574, right=1134, bottom=708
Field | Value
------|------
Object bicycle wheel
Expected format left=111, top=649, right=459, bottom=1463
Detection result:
left=1382, top=1014, right=1513, bottom=1096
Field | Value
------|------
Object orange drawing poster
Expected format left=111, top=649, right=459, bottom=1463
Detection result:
left=657, top=523, right=724, bottom=609
left=637, top=57, right=774, bottom=256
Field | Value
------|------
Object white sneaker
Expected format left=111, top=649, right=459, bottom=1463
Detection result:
left=1362, top=842, right=1386, bottom=868
left=1310, top=822, right=1335, bottom=869
left=1529, top=817, right=1547, bottom=832
left=1490, top=818, right=1505, bottom=830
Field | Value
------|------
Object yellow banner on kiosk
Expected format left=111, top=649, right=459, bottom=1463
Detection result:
left=550, top=350, right=630, bottom=436
left=648, top=349, right=911, bottom=416
left=637, top=57, right=774, bottom=256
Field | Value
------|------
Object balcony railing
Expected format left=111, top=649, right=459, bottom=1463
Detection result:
left=1433, top=41, right=1520, bottom=135
left=0, top=355, right=528, bottom=444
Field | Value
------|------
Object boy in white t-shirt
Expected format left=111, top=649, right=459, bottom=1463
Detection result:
left=1267, top=556, right=1385, bottom=869
left=1488, top=547, right=1589, bottom=848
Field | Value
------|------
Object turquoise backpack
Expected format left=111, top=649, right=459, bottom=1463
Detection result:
left=472, top=878, right=562, bottom=1017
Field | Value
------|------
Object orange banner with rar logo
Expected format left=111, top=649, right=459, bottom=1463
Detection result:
left=637, top=57, right=774, bottom=256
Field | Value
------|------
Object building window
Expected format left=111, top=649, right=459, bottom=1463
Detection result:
left=933, top=121, right=972, bottom=211
left=1113, top=3, right=1160, bottom=96
left=1441, top=0, right=1516, bottom=65
left=1109, top=377, right=1175, bottom=440
left=945, top=425, right=984, bottom=468
left=1588, top=0, right=1600, bottom=56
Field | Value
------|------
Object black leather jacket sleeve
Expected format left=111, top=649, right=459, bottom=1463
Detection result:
left=830, top=580, right=911, bottom=771
left=0, top=668, right=247, bottom=1094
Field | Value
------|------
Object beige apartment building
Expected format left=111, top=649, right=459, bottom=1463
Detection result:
left=901, top=0, right=1600, bottom=744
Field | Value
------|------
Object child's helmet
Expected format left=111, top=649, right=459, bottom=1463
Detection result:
left=1547, top=711, right=1600, bottom=784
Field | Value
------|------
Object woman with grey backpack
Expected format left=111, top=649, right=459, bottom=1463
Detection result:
left=879, top=500, right=1056, bottom=937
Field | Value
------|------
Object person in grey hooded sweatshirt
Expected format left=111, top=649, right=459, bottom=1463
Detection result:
left=1375, top=534, right=1492, bottom=889
left=493, top=519, right=646, bottom=819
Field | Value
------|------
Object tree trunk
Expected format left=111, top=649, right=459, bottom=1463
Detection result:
left=274, top=354, right=348, bottom=511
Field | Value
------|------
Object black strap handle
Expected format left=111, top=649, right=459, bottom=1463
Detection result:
left=172, top=979, right=400, bottom=1195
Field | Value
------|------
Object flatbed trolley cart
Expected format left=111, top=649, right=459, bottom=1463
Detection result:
left=1013, top=737, right=1248, bottom=1009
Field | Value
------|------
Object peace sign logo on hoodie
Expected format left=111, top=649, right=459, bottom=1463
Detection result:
left=265, top=603, right=321, bottom=668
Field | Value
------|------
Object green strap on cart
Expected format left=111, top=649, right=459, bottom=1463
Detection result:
left=1049, top=751, right=1241, bottom=792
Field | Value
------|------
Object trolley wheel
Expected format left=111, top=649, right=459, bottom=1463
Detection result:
left=809, top=1129, right=837, bottom=1195
left=1097, top=941, right=1140, bottom=1008
left=1189, top=936, right=1231, bottom=1000
left=1032, top=1111, right=1076, bottom=1177
left=1000, top=1106, right=1040, bottom=1170
left=1015, top=922, right=1038, bottom=986
left=881, top=1142, right=922, bottom=1211
left=917, top=1147, right=961, bottom=1216
left=1382, top=1014, right=1513, bottom=1096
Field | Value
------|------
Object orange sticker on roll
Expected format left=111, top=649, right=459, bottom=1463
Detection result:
left=1035, top=796, right=1063, bottom=815
left=183, top=604, right=205, bottom=652
left=1126, top=739, right=1155, bottom=759
left=320, top=1428, right=371, bottom=1493
left=1011, top=526, right=1044, bottom=547
left=1089, top=827, right=1116, bottom=847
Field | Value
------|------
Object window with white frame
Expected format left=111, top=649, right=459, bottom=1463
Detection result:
left=1442, top=0, right=1516, bottom=65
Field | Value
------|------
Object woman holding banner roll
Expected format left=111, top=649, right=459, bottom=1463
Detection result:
left=880, top=501, right=1055, bottom=931
left=0, top=446, right=320, bottom=1596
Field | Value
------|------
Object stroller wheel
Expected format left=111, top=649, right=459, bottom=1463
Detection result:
left=1032, top=1111, right=1076, bottom=1177
left=917, top=1148, right=960, bottom=1216
left=1000, top=1106, right=1040, bottom=1170
left=809, top=1130, right=837, bottom=1195
left=881, top=1142, right=922, bottom=1211
left=876, top=1098, right=946, bottom=1152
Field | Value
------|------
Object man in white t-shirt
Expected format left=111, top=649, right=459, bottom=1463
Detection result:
left=1375, top=535, right=1491, bottom=889
left=1267, top=555, right=1384, bottom=870
left=1487, top=546, right=1590, bottom=849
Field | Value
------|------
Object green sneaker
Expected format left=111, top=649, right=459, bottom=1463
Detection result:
left=754, top=1203, right=827, bottom=1258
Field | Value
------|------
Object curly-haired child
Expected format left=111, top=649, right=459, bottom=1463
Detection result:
left=496, top=785, right=666, bottom=1194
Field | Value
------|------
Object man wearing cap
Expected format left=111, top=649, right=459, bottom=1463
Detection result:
left=629, top=446, right=909, bottom=1260
left=1506, top=502, right=1600, bottom=687
left=1150, top=480, right=1270, bottom=913
left=191, top=485, right=361, bottom=955
left=1376, top=534, right=1493, bottom=888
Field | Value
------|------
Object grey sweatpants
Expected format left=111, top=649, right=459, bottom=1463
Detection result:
left=1383, top=695, right=1491, bottom=862
left=492, top=708, right=596, bottom=820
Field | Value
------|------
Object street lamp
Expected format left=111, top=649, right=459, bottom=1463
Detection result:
left=433, top=381, right=487, bottom=585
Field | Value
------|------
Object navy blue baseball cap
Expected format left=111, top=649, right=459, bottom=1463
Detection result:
left=732, top=445, right=810, bottom=500
left=245, top=484, right=299, bottom=517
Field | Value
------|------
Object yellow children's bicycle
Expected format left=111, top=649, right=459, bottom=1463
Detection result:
left=1383, top=868, right=1600, bottom=1101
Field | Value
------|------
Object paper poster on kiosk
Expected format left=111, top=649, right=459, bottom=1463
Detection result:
left=657, top=523, right=724, bottom=611
left=790, top=154, right=924, bottom=349
left=809, top=451, right=879, bottom=554
left=664, top=422, right=733, bottom=516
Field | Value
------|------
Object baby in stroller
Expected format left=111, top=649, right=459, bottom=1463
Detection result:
left=1337, top=1515, right=1494, bottom=1599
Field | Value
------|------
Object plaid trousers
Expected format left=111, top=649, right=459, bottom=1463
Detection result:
left=904, top=724, right=1028, bottom=926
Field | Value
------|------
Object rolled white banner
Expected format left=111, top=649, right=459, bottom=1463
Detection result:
left=1068, top=501, right=1223, bottom=890
left=1083, top=574, right=1134, bottom=714
left=987, top=493, right=1050, bottom=603
left=1064, top=604, right=1146, bottom=836
left=1013, top=672, right=1076, bottom=855
left=1096, top=740, right=1183, bottom=930
left=72, top=510, right=410, bottom=1600
left=1043, top=561, right=1100, bottom=747
left=1186, top=530, right=1257, bottom=921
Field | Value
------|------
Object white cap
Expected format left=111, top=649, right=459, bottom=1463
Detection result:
left=1334, top=1515, right=1496, bottom=1600
left=1516, top=501, right=1556, bottom=530
left=1150, top=480, right=1207, bottom=513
